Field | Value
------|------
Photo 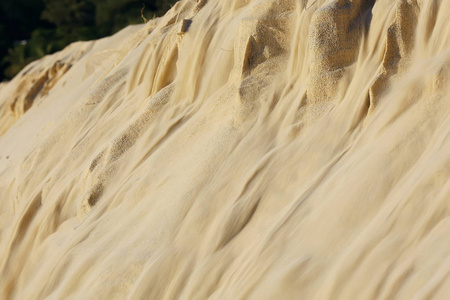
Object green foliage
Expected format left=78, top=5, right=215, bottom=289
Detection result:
left=0, top=0, right=178, bottom=81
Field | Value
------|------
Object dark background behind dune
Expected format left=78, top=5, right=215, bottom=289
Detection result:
left=0, top=0, right=177, bottom=81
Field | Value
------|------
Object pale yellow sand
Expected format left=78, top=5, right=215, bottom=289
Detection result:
left=1, top=0, right=450, bottom=299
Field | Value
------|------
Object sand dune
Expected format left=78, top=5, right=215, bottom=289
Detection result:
left=1, top=0, right=450, bottom=299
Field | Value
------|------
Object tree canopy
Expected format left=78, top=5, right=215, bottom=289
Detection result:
left=0, top=0, right=177, bottom=81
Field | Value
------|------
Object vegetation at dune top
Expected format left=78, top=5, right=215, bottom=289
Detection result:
left=0, top=0, right=178, bottom=81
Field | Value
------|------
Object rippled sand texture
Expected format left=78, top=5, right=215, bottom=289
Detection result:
left=1, top=0, right=450, bottom=299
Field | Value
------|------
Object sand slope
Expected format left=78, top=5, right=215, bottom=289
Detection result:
left=0, top=0, right=450, bottom=299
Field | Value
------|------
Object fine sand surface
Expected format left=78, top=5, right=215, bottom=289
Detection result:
left=1, top=0, right=450, bottom=299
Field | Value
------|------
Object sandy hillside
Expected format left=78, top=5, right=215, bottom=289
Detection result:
left=0, top=0, right=450, bottom=299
